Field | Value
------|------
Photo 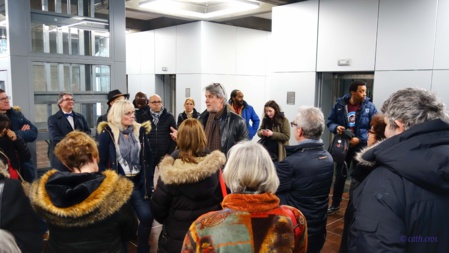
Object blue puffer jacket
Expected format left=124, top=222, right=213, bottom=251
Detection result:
left=6, top=108, right=38, bottom=142
left=327, top=94, right=377, bottom=147
left=275, top=141, right=334, bottom=244
left=228, top=100, right=260, bottom=139
left=349, top=119, right=449, bottom=253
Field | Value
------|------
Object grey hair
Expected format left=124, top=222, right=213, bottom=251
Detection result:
left=294, top=106, right=325, bottom=140
left=57, top=92, right=73, bottom=104
left=205, top=83, right=227, bottom=105
left=223, top=141, right=279, bottom=194
left=381, top=87, right=449, bottom=131
left=0, top=230, right=21, bottom=253
left=107, top=100, right=135, bottom=131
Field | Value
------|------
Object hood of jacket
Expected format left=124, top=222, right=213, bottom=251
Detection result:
left=97, top=120, right=151, bottom=144
left=357, top=119, right=449, bottom=194
left=158, top=150, right=226, bottom=185
left=30, top=170, right=133, bottom=228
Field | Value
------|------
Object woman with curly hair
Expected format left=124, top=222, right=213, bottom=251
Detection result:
left=257, top=100, right=290, bottom=161
left=29, top=131, right=137, bottom=253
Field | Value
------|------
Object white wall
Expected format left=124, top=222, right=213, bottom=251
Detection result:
left=373, top=71, right=433, bottom=109
left=316, top=0, right=378, bottom=71
left=271, top=0, right=319, bottom=72
left=433, top=0, right=449, bottom=69
left=177, top=22, right=202, bottom=74
left=431, top=70, right=449, bottom=107
left=375, top=0, right=438, bottom=71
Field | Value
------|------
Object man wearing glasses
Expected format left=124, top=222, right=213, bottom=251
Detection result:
left=141, top=94, right=176, bottom=167
left=0, top=89, right=38, bottom=182
left=48, top=92, right=91, bottom=171
left=275, top=106, right=334, bottom=253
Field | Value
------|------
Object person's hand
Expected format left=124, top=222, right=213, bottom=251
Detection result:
left=336, top=126, right=345, bottom=135
left=170, top=127, right=177, bottom=141
left=21, top=124, right=30, bottom=131
left=349, top=137, right=360, bottom=147
left=7, top=129, right=17, bottom=141
left=262, top=129, right=273, bottom=137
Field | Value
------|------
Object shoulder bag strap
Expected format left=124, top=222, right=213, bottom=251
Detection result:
left=0, top=179, right=5, bottom=225
left=219, top=169, right=227, bottom=198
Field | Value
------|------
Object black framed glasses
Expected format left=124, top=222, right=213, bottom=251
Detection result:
left=0, top=96, right=10, bottom=102
left=290, top=121, right=298, bottom=128
left=150, top=101, right=162, bottom=104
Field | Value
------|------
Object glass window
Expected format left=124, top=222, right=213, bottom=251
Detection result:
left=30, top=0, right=109, bottom=57
left=0, top=0, right=7, bottom=55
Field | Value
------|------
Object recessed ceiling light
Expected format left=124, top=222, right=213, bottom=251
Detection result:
left=139, top=0, right=260, bottom=19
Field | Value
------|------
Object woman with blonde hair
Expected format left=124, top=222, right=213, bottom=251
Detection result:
left=182, top=141, right=308, bottom=253
left=29, top=131, right=137, bottom=253
left=97, top=100, right=154, bottom=253
left=151, top=118, right=226, bottom=253
left=177, top=97, right=200, bottom=128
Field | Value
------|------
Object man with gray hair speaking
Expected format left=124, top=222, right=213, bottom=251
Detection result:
left=348, top=87, right=449, bottom=252
left=275, top=106, right=334, bottom=253
left=199, top=83, right=248, bottom=154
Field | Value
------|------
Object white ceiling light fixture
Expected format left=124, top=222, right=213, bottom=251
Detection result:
left=139, top=0, right=260, bottom=20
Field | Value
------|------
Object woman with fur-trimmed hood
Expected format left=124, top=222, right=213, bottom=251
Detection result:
left=29, top=131, right=137, bottom=253
left=151, top=118, right=226, bottom=253
left=97, top=100, right=154, bottom=253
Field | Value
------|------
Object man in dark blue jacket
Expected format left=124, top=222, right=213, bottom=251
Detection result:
left=276, top=106, right=334, bottom=253
left=0, top=89, right=38, bottom=182
left=48, top=92, right=91, bottom=171
left=348, top=87, right=449, bottom=252
left=228, top=89, right=260, bottom=139
left=326, top=80, right=377, bottom=215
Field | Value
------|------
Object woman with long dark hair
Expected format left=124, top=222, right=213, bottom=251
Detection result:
left=257, top=100, right=290, bottom=161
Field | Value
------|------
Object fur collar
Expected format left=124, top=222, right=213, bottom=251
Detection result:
left=29, top=170, right=133, bottom=228
left=158, top=150, right=226, bottom=185
left=0, top=160, right=9, bottom=179
left=97, top=121, right=151, bottom=144
left=354, top=140, right=384, bottom=167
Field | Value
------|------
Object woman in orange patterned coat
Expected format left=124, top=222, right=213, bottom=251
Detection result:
left=182, top=141, right=308, bottom=253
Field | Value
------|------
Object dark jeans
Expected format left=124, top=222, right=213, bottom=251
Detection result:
left=308, top=234, right=326, bottom=253
left=330, top=147, right=359, bottom=208
left=130, top=180, right=153, bottom=253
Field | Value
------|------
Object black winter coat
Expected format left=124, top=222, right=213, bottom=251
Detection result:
left=30, top=170, right=137, bottom=253
left=0, top=135, right=31, bottom=174
left=275, top=141, right=334, bottom=243
left=349, top=119, right=449, bottom=253
left=141, top=108, right=177, bottom=166
left=97, top=121, right=154, bottom=198
left=177, top=108, right=200, bottom=128
left=151, top=150, right=226, bottom=253
left=198, top=107, right=249, bottom=155
left=0, top=168, right=42, bottom=253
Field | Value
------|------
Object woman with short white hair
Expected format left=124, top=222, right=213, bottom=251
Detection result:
left=182, top=141, right=308, bottom=253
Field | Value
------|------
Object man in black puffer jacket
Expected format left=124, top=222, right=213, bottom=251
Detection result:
left=275, top=106, right=334, bottom=253
left=141, top=94, right=177, bottom=167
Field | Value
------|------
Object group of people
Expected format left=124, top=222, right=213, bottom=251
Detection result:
left=0, top=81, right=448, bottom=253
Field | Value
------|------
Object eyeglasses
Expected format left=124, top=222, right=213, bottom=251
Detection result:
left=62, top=98, right=75, bottom=102
left=290, top=121, right=298, bottom=128
left=0, top=96, right=10, bottom=102
left=150, top=101, right=162, bottom=104
left=124, top=111, right=135, bottom=116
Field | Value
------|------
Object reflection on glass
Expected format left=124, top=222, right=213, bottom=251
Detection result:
left=0, top=0, right=7, bottom=55
left=33, top=62, right=110, bottom=92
